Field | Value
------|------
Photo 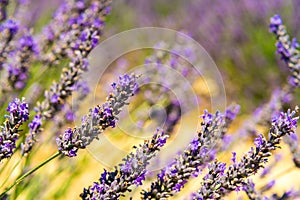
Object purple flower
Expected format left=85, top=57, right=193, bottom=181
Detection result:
left=19, top=34, right=39, bottom=55
left=93, top=18, right=104, bottom=29
left=0, top=98, right=29, bottom=160
left=202, top=110, right=213, bottom=125
left=141, top=107, right=238, bottom=199
left=134, top=173, right=146, bottom=186
left=79, top=30, right=89, bottom=42
left=91, top=32, right=99, bottom=48
left=50, top=94, right=59, bottom=103
left=174, top=180, right=188, bottom=192
left=254, top=134, right=264, bottom=148
left=65, top=110, right=75, bottom=122
left=105, top=6, right=111, bottom=15
left=56, top=73, right=139, bottom=157
left=40, top=0, right=111, bottom=66
left=28, top=115, right=42, bottom=131
left=192, top=161, right=226, bottom=200
left=231, top=152, right=237, bottom=163
left=158, top=134, right=167, bottom=147
left=270, top=15, right=300, bottom=87
left=191, top=138, right=199, bottom=152
left=193, top=108, right=299, bottom=199
left=21, top=0, right=112, bottom=154
left=5, top=32, right=39, bottom=90
left=1, top=19, right=19, bottom=34
left=269, top=14, right=282, bottom=33
left=225, top=104, right=240, bottom=121
left=6, top=98, right=29, bottom=123
left=76, top=1, right=85, bottom=10
left=7, top=100, right=19, bottom=113
left=80, top=129, right=167, bottom=199
left=42, top=26, right=55, bottom=41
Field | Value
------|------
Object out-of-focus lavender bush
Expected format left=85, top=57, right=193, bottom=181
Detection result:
left=108, top=0, right=300, bottom=110
left=0, top=0, right=299, bottom=200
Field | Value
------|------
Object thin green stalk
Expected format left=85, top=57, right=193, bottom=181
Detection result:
left=0, top=151, right=61, bottom=198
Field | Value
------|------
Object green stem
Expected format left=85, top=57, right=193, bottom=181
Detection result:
left=0, top=151, right=60, bottom=198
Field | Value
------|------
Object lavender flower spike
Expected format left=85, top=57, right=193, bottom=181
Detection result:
left=21, top=0, right=112, bottom=155
left=142, top=106, right=239, bottom=199
left=0, top=19, right=19, bottom=71
left=80, top=129, right=168, bottom=199
left=192, top=108, right=299, bottom=199
left=56, top=73, right=139, bottom=157
left=6, top=32, right=39, bottom=90
left=0, top=98, right=29, bottom=161
left=270, top=15, right=300, bottom=87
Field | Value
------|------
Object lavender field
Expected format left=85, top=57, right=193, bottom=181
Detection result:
left=0, top=0, right=300, bottom=199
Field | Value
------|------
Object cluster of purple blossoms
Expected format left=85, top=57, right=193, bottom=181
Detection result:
left=226, top=16, right=300, bottom=168
left=39, top=0, right=111, bottom=66
left=0, top=1, right=40, bottom=92
left=20, top=0, right=112, bottom=155
left=141, top=105, right=239, bottom=199
left=56, top=73, right=139, bottom=157
left=270, top=15, right=300, bottom=87
left=0, top=19, right=19, bottom=71
left=80, top=129, right=168, bottom=199
left=268, top=15, right=300, bottom=168
left=0, top=98, right=29, bottom=160
left=0, top=18, right=18, bottom=39
left=192, top=108, right=299, bottom=199
left=6, top=32, right=39, bottom=90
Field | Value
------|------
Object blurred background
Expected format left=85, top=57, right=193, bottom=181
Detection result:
left=30, top=0, right=300, bottom=111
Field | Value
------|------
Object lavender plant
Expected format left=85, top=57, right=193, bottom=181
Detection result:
left=80, top=129, right=167, bottom=199
left=141, top=106, right=239, bottom=199
left=0, top=73, right=139, bottom=198
left=0, top=98, right=29, bottom=160
left=225, top=14, right=300, bottom=170
left=21, top=0, right=112, bottom=155
left=56, top=73, right=139, bottom=157
left=0, top=1, right=300, bottom=199
left=192, top=108, right=299, bottom=199
left=270, top=14, right=300, bottom=87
